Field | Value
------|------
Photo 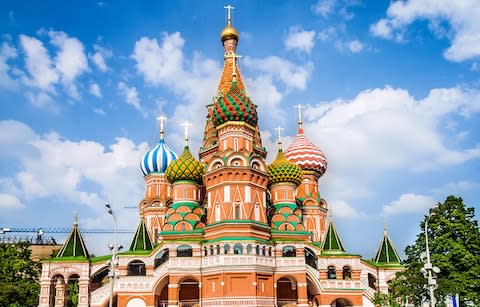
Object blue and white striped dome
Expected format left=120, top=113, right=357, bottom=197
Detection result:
left=140, top=139, right=178, bottom=176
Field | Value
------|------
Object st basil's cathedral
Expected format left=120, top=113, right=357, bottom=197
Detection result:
left=38, top=7, right=403, bottom=307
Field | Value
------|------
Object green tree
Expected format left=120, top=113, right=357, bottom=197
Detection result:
left=388, top=196, right=480, bottom=306
left=0, top=241, right=41, bottom=307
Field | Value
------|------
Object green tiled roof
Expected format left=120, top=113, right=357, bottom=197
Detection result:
left=56, top=216, right=89, bottom=258
left=129, top=219, right=154, bottom=251
left=374, top=228, right=401, bottom=264
left=322, top=219, right=345, bottom=253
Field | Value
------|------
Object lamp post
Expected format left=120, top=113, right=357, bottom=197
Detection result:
left=106, top=203, right=122, bottom=307
left=421, top=208, right=441, bottom=307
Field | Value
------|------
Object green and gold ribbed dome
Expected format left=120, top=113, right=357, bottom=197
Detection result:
left=267, top=149, right=303, bottom=186
left=165, top=146, right=204, bottom=183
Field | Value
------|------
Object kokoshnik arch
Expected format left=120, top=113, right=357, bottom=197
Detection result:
left=38, top=6, right=404, bottom=307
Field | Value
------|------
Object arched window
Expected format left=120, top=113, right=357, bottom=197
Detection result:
left=255, top=245, right=260, bottom=255
left=154, top=249, right=169, bottom=269
left=216, top=245, right=221, bottom=255
left=234, top=205, right=241, bottom=219
left=254, top=205, right=260, bottom=221
left=224, top=244, right=230, bottom=255
left=343, top=266, right=352, bottom=280
left=368, top=273, right=377, bottom=289
left=247, top=244, right=252, bottom=254
left=127, top=260, right=146, bottom=276
left=204, top=247, right=207, bottom=256
left=210, top=245, right=214, bottom=255
left=268, top=247, right=272, bottom=256
left=327, top=265, right=337, bottom=279
left=282, top=245, right=296, bottom=257
left=234, top=243, right=243, bottom=254
left=262, top=246, right=266, bottom=256
left=177, top=245, right=193, bottom=257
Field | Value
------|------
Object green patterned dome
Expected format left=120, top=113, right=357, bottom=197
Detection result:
left=267, top=149, right=303, bottom=186
left=166, top=146, right=204, bottom=183
left=210, top=81, right=258, bottom=127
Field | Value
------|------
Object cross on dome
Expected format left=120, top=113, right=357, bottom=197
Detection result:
left=181, top=121, right=192, bottom=146
left=157, top=115, right=167, bottom=139
left=274, top=126, right=284, bottom=149
left=225, top=52, right=242, bottom=82
left=224, top=4, right=235, bottom=25
left=294, top=104, right=305, bottom=129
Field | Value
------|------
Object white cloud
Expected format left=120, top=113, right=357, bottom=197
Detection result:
left=49, top=30, right=88, bottom=99
left=312, top=0, right=337, bottom=18
left=19, top=35, right=59, bottom=91
left=118, top=81, right=141, bottom=112
left=243, top=56, right=313, bottom=91
left=24, top=91, right=57, bottom=111
left=300, top=86, right=480, bottom=211
left=90, top=44, right=112, bottom=72
left=131, top=32, right=221, bottom=150
left=431, top=180, right=480, bottom=195
left=0, top=193, right=23, bottom=209
left=330, top=200, right=367, bottom=218
left=382, top=193, right=436, bottom=216
left=0, top=120, right=148, bottom=218
left=317, top=26, right=337, bottom=42
left=370, top=0, right=480, bottom=61
left=335, top=39, right=365, bottom=53
left=285, top=27, right=316, bottom=53
left=89, top=82, right=102, bottom=98
left=0, top=42, right=19, bottom=90
left=471, top=62, right=479, bottom=72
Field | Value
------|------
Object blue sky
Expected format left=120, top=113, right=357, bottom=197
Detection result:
left=1, top=0, right=479, bottom=257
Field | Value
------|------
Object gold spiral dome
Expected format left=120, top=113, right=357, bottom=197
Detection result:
left=221, top=24, right=239, bottom=42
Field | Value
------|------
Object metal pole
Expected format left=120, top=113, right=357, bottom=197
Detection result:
left=425, top=214, right=435, bottom=307
left=107, top=204, right=118, bottom=307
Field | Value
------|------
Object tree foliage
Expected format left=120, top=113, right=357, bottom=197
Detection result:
left=388, top=196, right=480, bottom=306
left=0, top=242, right=41, bottom=307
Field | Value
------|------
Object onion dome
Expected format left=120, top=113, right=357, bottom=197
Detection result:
left=285, top=128, right=327, bottom=176
left=140, top=138, right=178, bottom=176
left=221, top=24, right=239, bottom=42
left=165, top=146, right=203, bottom=183
left=210, top=81, right=258, bottom=127
left=267, top=149, right=303, bottom=186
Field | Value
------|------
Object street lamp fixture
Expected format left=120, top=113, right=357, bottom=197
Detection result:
left=105, top=202, right=122, bottom=307
left=421, top=207, right=441, bottom=307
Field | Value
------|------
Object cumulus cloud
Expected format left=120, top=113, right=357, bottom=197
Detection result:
left=90, top=44, right=112, bottom=72
left=24, top=91, right=56, bottom=111
left=19, top=35, right=58, bottom=91
left=0, top=119, right=148, bottom=218
left=118, top=81, right=141, bottom=112
left=285, top=27, right=316, bottom=53
left=131, top=32, right=221, bottom=150
left=382, top=193, right=436, bottom=216
left=300, top=86, right=480, bottom=215
left=335, top=39, right=365, bottom=53
left=89, top=82, right=102, bottom=98
left=370, top=0, right=480, bottom=61
left=330, top=200, right=367, bottom=218
left=312, top=0, right=337, bottom=18
left=0, top=193, right=23, bottom=209
left=0, top=42, right=19, bottom=90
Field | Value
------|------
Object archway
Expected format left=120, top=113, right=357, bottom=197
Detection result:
left=49, top=274, right=64, bottom=307
left=178, top=278, right=199, bottom=307
left=330, top=298, right=353, bottom=307
left=126, top=297, right=146, bottom=307
left=276, top=277, right=298, bottom=306
left=66, top=274, right=80, bottom=307
left=89, top=266, right=109, bottom=292
left=154, top=276, right=169, bottom=307
left=306, top=275, right=320, bottom=306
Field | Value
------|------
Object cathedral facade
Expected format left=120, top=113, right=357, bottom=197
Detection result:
left=38, top=10, right=403, bottom=307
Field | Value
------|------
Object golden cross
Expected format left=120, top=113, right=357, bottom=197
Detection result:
left=294, top=104, right=305, bottom=128
left=224, top=4, right=235, bottom=25
left=180, top=121, right=192, bottom=145
left=274, top=126, right=284, bottom=148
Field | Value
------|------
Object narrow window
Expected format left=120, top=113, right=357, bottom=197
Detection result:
left=224, top=244, right=230, bottom=254
left=282, top=246, right=296, bottom=257
left=343, top=266, right=352, bottom=280
left=234, top=243, right=243, bottom=254
left=328, top=266, right=337, bottom=279
left=234, top=205, right=241, bottom=219
left=234, top=138, right=238, bottom=151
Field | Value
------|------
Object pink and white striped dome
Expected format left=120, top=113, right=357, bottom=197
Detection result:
left=284, top=128, right=327, bottom=177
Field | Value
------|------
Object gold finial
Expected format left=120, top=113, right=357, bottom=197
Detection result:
left=181, top=121, right=192, bottom=146
left=384, top=222, right=388, bottom=234
left=274, top=126, right=284, bottom=149
left=221, top=5, right=239, bottom=42
left=157, top=115, right=167, bottom=139
left=294, top=104, right=305, bottom=129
